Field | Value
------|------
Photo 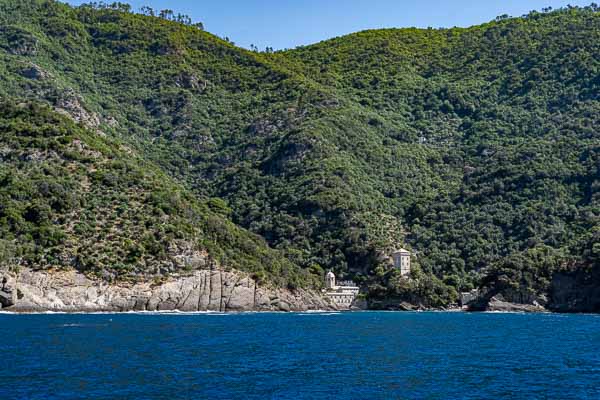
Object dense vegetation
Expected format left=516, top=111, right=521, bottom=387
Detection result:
left=0, top=101, right=314, bottom=287
left=0, top=0, right=598, bottom=305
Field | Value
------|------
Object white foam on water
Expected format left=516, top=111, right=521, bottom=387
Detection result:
left=295, top=311, right=341, bottom=316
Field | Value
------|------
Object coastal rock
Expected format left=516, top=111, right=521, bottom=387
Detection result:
left=350, top=297, right=368, bottom=310
left=0, top=276, right=16, bottom=308
left=367, top=299, right=420, bottom=311
left=484, top=295, right=547, bottom=313
left=398, top=301, right=417, bottom=311
left=0, top=268, right=334, bottom=313
left=550, top=272, right=600, bottom=313
left=465, top=288, right=548, bottom=313
left=0, top=290, right=14, bottom=308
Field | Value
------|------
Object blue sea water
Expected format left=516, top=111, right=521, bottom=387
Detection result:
left=1, top=311, right=600, bottom=399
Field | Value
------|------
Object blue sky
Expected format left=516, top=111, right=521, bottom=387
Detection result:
left=63, top=0, right=592, bottom=49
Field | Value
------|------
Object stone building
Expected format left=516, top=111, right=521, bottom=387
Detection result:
left=323, top=271, right=359, bottom=309
left=392, top=248, right=411, bottom=276
left=460, top=289, right=480, bottom=309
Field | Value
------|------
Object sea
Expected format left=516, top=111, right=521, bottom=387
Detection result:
left=1, top=311, right=599, bottom=399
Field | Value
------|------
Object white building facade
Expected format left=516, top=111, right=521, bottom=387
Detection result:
left=323, top=271, right=359, bottom=309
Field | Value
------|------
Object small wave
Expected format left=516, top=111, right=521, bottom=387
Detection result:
left=59, top=323, right=109, bottom=328
left=296, top=312, right=341, bottom=316
left=483, top=311, right=531, bottom=315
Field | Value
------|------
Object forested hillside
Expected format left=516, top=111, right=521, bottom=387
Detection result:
left=0, top=101, right=313, bottom=287
left=0, top=1, right=598, bottom=307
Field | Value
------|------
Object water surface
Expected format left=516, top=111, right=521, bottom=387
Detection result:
left=1, top=311, right=599, bottom=399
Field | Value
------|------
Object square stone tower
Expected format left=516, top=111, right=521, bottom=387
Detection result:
left=325, top=271, right=336, bottom=289
left=392, top=249, right=411, bottom=276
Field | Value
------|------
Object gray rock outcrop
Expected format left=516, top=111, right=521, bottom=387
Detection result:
left=485, top=295, right=547, bottom=313
left=0, top=268, right=335, bottom=313
left=20, top=63, right=50, bottom=80
left=54, top=89, right=101, bottom=128
left=465, top=288, right=548, bottom=313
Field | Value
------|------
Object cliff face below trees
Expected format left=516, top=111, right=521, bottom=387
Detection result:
left=0, top=268, right=334, bottom=312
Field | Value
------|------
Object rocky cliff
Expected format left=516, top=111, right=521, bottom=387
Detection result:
left=549, top=271, right=600, bottom=313
left=0, top=268, right=335, bottom=312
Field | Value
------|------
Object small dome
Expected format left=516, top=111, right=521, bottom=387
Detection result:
left=326, top=271, right=335, bottom=278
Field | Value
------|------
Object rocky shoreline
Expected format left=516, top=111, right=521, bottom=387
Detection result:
left=0, top=268, right=335, bottom=313
left=1, top=268, right=597, bottom=314
left=368, top=299, right=548, bottom=313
